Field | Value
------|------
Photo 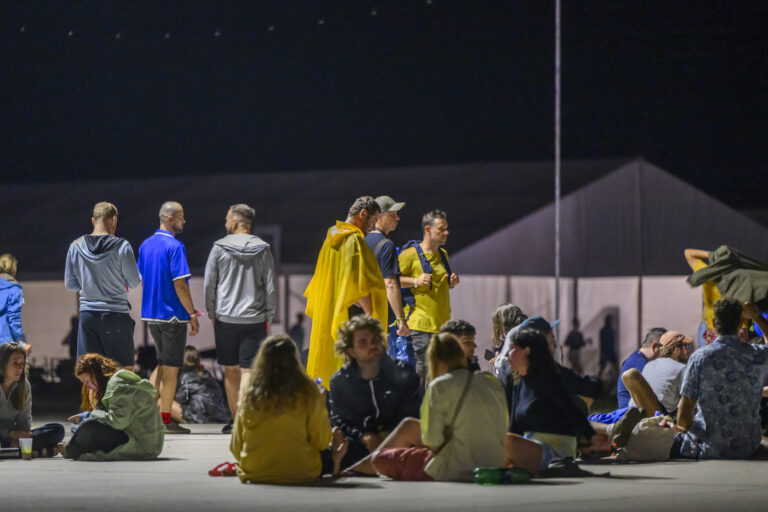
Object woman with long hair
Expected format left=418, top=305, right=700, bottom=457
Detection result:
left=230, top=334, right=347, bottom=483
left=504, top=328, right=604, bottom=473
left=61, top=353, right=164, bottom=460
left=0, top=254, right=31, bottom=353
left=350, top=333, right=508, bottom=481
left=491, top=303, right=527, bottom=381
left=0, top=342, right=64, bottom=456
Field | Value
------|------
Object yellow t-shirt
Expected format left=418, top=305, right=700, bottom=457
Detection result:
left=692, top=259, right=721, bottom=328
left=398, top=246, right=451, bottom=333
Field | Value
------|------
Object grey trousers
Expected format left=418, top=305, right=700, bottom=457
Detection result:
left=410, top=330, right=434, bottom=383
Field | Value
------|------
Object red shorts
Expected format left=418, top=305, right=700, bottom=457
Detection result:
left=373, top=447, right=435, bottom=481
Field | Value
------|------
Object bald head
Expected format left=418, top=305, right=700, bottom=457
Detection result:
left=158, top=201, right=185, bottom=234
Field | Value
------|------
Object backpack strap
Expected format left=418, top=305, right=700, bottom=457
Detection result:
left=433, top=370, right=474, bottom=455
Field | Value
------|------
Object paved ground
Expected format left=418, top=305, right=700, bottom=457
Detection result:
left=3, top=422, right=768, bottom=511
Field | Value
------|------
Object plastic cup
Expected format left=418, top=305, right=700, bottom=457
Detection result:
left=19, top=438, right=32, bottom=460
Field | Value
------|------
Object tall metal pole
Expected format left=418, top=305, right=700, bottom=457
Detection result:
left=554, top=0, right=562, bottom=361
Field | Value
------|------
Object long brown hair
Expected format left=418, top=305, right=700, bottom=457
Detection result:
left=492, top=303, right=527, bottom=348
left=0, top=342, right=28, bottom=410
left=240, top=335, right=317, bottom=414
left=75, top=353, right=121, bottom=411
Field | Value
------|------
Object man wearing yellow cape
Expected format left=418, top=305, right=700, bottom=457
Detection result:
left=305, top=196, right=388, bottom=386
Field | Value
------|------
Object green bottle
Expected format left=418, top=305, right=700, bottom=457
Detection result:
left=474, top=467, right=532, bottom=485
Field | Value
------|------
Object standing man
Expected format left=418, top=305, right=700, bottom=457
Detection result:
left=137, top=201, right=199, bottom=434
left=65, top=202, right=140, bottom=368
left=204, top=203, right=276, bottom=434
left=304, top=196, right=388, bottom=387
left=364, top=196, right=410, bottom=352
left=564, top=319, right=586, bottom=374
left=398, top=209, right=460, bottom=382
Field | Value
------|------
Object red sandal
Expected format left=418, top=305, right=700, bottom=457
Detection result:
left=208, top=462, right=237, bottom=476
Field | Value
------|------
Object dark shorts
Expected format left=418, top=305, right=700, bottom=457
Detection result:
left=77, top=311, right=136, bottom=367
left=148, top=321, right=187, bottom=367
left=373, top=447, right=435, bottom=481
left=214, top=321, right=267, bottom=369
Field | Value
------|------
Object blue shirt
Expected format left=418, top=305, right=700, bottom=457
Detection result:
left=137, top=230, right=191, bottom=322
left=677, top=335, right=768, bottom=459
left=364, top=230, right=400, bottom=325
left=616, top=350, right=649, bottom=408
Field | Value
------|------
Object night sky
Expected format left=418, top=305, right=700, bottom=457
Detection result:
left=2, top=1, right=767, bottom=209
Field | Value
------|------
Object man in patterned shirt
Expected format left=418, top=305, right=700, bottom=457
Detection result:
left=674, top=298, right=768, bottom=459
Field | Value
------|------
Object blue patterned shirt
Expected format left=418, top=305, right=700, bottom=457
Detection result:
left=678, top=335, right=768, bottom=459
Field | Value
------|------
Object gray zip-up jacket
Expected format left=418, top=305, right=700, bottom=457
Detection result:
left=203, top=234, right=276, bottom=325
left=0, top=380, right=31, bottom=438
left=64, top=235, right=141, bottom=312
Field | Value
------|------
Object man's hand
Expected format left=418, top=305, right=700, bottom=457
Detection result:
left=743, top=302, right=760, bottom=320
left=416, top=273, right=432, bottom=287
left=10, top=430, right=32, bottom=439
left=189, top=316, right=199, bottom=336
left=210, top=318, right=216, bottom=327
left=396, top=319, right=411, bottom=337
left=361, top=433, right=382, bottom=452
left=449, top=272, right=460, bottom=288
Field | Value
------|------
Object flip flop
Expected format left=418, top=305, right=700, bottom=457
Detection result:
left=209, top=462, right=238, bottom=476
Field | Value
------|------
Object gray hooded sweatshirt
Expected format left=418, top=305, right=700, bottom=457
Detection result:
left=204, top=234, right=276, bottom=325
left=64, top=235, right=141, bottom=312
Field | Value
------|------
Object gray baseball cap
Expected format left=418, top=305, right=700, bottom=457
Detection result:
left=375, top=195, right=405, bottom=213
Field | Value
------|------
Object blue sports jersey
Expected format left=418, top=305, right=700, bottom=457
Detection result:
left=137, top=230, right=192, bottom=322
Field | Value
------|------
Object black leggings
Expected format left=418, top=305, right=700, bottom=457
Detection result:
left=70, top=419, right=129, bottom=456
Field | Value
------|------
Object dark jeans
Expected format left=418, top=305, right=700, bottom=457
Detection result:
left=78, top=311, right=136, bottom=367
left=0, top=423, right=65, bottom=457
left=70, top=419, right=129, bottom=457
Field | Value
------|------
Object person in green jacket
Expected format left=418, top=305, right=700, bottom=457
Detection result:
left=61, top=353, right=165, bottom=460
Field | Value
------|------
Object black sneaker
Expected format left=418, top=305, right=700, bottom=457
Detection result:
left=221, top=420, right=233, bottom=434
left=611, top=407, right=644, bottom=449
left=164, top=419, right=191, bottom=434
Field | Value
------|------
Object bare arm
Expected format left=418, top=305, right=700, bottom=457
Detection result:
left=400, top=274, right=429, bottom=289
left=384, top=277, right=410, bottom=336
left=359, top=295, right=372, bottom=315
left=684, top=248, right=709, bottom=271
left=173, top=279, right=199, bottom=335
left=675, top=395, right=695, bottom=431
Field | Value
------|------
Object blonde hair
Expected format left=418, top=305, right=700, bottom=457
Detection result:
left=240, top=335, right=317, bottom=414
left=426, top=332, right=467, bottom=383
left=92, top=202, right=118, bottom=221
left=0, top=254, right=18, bottom=275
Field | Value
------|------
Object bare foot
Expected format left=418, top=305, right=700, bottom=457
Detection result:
left=331, top=427, right=349, bottom=476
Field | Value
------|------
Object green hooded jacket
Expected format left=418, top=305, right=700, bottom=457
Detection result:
left=81, top=369, right=165, bottom=460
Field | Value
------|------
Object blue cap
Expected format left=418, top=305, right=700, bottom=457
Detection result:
left=518, top=315, right=560, bottom=334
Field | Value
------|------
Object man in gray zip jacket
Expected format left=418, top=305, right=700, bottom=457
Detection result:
left=64, top=202, right=140, bottom=367
left=204, top=203, right=276, bottom=433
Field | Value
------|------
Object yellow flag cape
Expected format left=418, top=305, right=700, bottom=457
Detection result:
left=304, top=221, right=387, bottom=387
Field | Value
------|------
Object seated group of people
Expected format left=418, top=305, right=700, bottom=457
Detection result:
left=3, top=297, right=767, bottom=485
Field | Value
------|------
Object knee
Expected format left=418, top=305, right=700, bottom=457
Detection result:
left=50, top=423, right=66, bottom=443
left=621, top=368, right=641, bottom=385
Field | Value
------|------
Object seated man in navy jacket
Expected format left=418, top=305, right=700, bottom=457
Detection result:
left=329, top=315, right=421, bottom=470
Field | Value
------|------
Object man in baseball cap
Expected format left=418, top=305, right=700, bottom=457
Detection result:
left=365, top=196, right=411, bottom=354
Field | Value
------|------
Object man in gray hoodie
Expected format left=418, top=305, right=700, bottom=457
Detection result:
left=64, top=202, right=141, bottom=367
left=204, top=203, right=276, bottom=433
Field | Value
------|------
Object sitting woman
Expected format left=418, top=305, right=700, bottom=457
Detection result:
left=503, top=328, right=606, bottom=474
left=0, top=342, right=64, bottom=456
left=350, top=332, right=509, bottom=481
left=230, top=334, right=347, bottom=484
left=62, top=353, right=164, bottom=460
left=172, top=346, right=230, bottom=424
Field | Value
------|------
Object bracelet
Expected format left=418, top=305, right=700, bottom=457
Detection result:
left=397, top=317, right=406, bottom=322
left=188, top=311, right=198, bottom=318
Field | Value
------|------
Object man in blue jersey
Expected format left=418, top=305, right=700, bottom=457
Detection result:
left=138, top=201, right=199, bottom=434
left=616, top=328, right=665, bottom=408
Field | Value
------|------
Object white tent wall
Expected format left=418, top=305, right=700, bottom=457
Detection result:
left=575, top=277, right=639, bottom=377
left=449, top=275, right=509, bottom=371
left=640, top=276, right=702, bottom=352
left=285, top=274, right=314, bottom=352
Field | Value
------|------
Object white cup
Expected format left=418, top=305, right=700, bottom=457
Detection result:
left=19, top=438, right=33, bottom=460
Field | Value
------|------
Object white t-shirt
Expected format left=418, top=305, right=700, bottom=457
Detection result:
left=628, top=357, right=686, bottom=413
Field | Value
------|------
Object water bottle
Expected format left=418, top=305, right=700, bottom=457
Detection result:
left=394, top=336, right=415, bottom=367
left=474, top=467, right=532, bottom=485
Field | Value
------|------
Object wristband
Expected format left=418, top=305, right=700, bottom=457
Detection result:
left=397, top=317, right=406, bottom=322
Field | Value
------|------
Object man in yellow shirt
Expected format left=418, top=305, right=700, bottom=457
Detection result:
left=398, top=210, right=460, bottom=381
left=304, top=197, right=388, bottom=386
